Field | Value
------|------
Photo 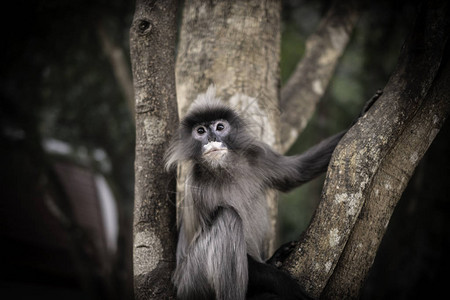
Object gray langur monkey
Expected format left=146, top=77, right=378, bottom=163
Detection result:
left=165, top=86, right=377, bottom=299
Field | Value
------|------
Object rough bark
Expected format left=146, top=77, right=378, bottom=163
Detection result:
left=176, top=0, right=281, bottom=254
left=279, top=0, right=360, bottom=153
left=130, top=0, right=178, bottom=299
left=283, top=2, right=450, bottom=298
left=323, top=53, right=450, bottom=299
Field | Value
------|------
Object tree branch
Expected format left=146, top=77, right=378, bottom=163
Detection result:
left=279, top=0, right=360, bottom=153
left=282, top=1, right=450, bottom=298
left=323, top=52, right=450, bottom=298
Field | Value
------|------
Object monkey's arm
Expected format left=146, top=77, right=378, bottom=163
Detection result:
left=260, top=130, right=345, bottom=192
left=174, top=207, right=248, bottom=300
left=262, top=89, right=381, bottom=192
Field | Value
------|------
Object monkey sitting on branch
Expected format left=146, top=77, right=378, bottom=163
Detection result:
left=165, top=86, right=378, bottom=300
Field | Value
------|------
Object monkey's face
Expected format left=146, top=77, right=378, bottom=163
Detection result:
left=165, top=97, right=249, bottom=171
left=192, top=119, right=231, bottom=167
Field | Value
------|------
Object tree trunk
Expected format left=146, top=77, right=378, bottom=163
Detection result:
left=282, top=1, right=450, bottom=298
left=130, top=0, right=178, bottom=299
left=176, top=0, right=281, bottom=254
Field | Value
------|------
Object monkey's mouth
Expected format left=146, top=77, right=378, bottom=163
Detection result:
left=203, top=142, right=228, bottom=156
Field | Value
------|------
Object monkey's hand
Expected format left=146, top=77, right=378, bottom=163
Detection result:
left=361, top=89, right=383, bottom=116
left=352, top=89, right=383, bottom=126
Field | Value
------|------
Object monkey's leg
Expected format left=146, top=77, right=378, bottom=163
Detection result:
left=175, top=207, right=248, bottom=300
left=206, top=207, right=248, bottom=300
left=173, top=224, right=215, bottom=300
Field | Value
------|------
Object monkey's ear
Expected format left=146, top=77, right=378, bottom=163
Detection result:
left=164, top=139, right=180, bottom=171
left=164, top=131, right=195, bottom=171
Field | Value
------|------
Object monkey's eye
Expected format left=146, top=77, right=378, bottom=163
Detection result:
left=216, top=123, right=225, bottom=131
left=196, top=127, right=206, bottom=135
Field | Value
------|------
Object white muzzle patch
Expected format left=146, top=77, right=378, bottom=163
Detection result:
left=203, top=142, right=228, bottom=166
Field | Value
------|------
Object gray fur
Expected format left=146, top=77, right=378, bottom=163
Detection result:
left=165, top=87, right=342, bottom=299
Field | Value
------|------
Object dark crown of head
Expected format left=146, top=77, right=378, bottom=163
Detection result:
left=182, top=105, right=238, bottom=129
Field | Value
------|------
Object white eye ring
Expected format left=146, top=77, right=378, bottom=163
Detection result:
left=196, top=127, right=206, bottom=135
left=216, top=123, right=225, bottom=131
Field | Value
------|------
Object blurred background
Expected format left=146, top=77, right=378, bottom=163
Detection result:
left=0, top=0, right=448, bottom=299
